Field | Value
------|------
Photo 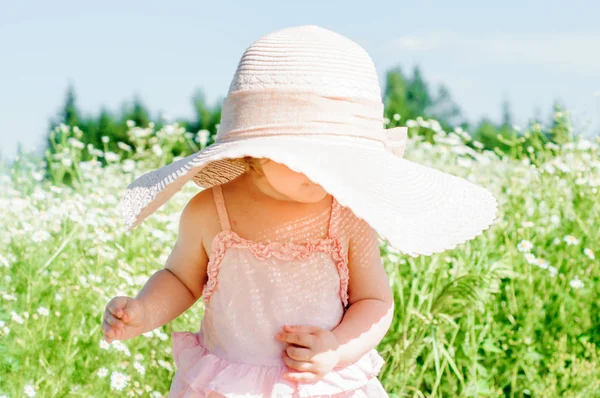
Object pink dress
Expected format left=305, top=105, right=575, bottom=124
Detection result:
left=169, top=185, right=388, bottom=397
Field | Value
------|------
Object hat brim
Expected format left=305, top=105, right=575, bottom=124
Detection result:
left=119, top=135, right=498, bottom=257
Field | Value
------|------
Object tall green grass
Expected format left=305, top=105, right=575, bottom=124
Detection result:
left=1, top=113, right=599, bottom=397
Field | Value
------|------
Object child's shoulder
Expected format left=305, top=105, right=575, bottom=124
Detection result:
left=335, top=202, right=376, bottom=240
left=178, top=187, right=221, bottom=239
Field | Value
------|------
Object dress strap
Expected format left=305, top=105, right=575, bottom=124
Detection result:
left=327, top=196, right=339, bottom=237
left=212, top=185, right=231, bottom=231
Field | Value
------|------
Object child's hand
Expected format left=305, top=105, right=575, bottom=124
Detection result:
left=276, top=325, right=340, bottom=383
left=102, top=296, right=146, bottom=343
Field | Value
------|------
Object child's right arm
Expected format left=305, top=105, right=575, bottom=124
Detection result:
left=102, top=191, right=211, bottom=343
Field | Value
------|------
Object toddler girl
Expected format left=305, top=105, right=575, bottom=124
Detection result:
left=102, top=25, right=498, bottom=397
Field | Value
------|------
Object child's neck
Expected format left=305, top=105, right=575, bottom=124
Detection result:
left=241, top=171, right=295, bottom=202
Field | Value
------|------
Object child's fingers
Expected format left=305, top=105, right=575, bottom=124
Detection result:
left=286, top=345, right=313, bottom=362
left=283, top=325, right=321, bottom=334
left=277, top=332, right=315, bottom=348
left=102, top=320, right=115, bottom=340
left=107, top=297, right=127, bottom=318
left=104, top=312, right=124, bottom=329
left=282, top=351, right=314, bottom=373
left=283, top=371, right=318, bottom=383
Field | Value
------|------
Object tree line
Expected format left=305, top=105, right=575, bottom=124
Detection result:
left=45, top=66, right=574, bottom=162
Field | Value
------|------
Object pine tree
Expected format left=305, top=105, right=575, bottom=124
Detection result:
left=62, top=83, right=81, bottom=127
left=406, top=66, right=432, bottom=119
left=383, top=67, right=410, bottom=123
left=501, top=99, right=513, bottom=128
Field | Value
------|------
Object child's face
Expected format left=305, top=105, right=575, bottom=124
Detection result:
left=260, top=159, right=329, bottom=203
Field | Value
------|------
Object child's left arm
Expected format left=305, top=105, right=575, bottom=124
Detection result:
left=277, top=218, right=394, bottom=382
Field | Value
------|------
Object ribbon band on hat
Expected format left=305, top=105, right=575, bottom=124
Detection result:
left=216, top=89, right=407, bottom=157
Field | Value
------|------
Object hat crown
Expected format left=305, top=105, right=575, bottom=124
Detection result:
left=227, top=25, right=382, bottom=101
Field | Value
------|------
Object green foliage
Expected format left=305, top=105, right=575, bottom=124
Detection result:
left=2, top=112, right=599, bottom=396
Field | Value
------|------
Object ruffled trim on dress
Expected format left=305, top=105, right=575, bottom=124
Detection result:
left=202, top=230, right=350, bottom=307
left=171, top=331, right=385, bottom=398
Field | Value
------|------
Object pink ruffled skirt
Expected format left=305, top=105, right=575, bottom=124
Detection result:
left=168, top=331, right=388, bottom=397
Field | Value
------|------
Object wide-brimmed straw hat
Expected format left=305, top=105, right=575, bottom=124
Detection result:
left=119, top=25, right=498, bottom=257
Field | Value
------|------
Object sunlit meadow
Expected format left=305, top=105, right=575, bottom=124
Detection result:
left=1, top=112, right=599, bottom=397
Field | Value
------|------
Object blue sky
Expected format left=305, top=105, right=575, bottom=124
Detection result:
left=1, top=0, right=599, bottom=162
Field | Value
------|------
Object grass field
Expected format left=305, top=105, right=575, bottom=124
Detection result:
left=1, top=117, right=599, bottom=397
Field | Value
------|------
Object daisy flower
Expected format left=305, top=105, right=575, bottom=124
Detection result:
left=535, top=258, right=549, bottom=269
left=583, top=248, right=595, bottom=260
left=517, top=240, right=534, bottom=253
left=97, top=367, right=109, bottom=378
left=569, top=277, right=584, bottom=289
left=524, top=253, right=537, bottom=265
left=563, top=235, right=580, bottom=246
left=110, top=371, right=128, bottom=391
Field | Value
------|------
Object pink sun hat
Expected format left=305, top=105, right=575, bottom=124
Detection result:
left=119, top=25, right=498, bottom=257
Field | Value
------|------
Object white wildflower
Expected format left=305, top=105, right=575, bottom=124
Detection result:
left=117, top=142, right=132, bottom=152
left=383, top=117, right=390, bottom=125
left=112, top=340, right=131, bottom=356
left=584, top=248, right=595, bottom=260
left=473, top=140, right=484, bottom=149
left=110, top=371, right=128, bottom=391
left=517, top=240, right=534, bottom=253
left=100, top=339, right=110, bottom=350
left=457, top=157, right=472, bottom=168
left=569, top=277, right=584, bottom=289
left=97, top=367, right=109, bottom=377
left=196, top=129, right=210, bottom=147
left=152, top=144, right=163, bottom=157
left=535, top=258, right=549, bottom=269
left=126, top=120, right=135, bottom=128
left=0, top=254, right=9, bottom=268
left=24, top=384, right=36, bottom=397
left=405, top=120, right=418, bottom=128
left=550, top=215, right=560, bottom=225
left=37, top=307, right=50, bottom=317
left=2, top=292, right=17, bottom=301
left=157, top=359, right=172, bottom=371
left=104, top=152, right=119, bottom=162
left=67, top=138, right=85, bottom=149
left=31, top=170, right=44, bottom=181
left=11, top=311, right=24, bottom=324
left=524, top=253, right=537, bottom=265
left=548, top=266, right=558, bottom=277
left=134, top=361, right=145, bottom=375
left=61, top=157, right=72, bottom=167
left=393, top=113, right=401, bottom=121
left=31, top=230, right=51, bottom=243
left=522, top=221, right=534, bottom=228
left=101, top=136, right=110, bottom=143
left=563, top=235, right=580, bottom=246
